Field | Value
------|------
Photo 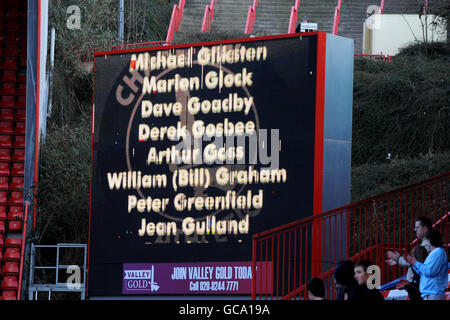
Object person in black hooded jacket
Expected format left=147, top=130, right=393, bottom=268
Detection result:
left=333, top=260, right=359, bottom=300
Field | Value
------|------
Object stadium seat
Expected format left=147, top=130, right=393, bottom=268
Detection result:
left=0, top=149, right=10, bottom=161
left=0, top=162, right=10, bottom=176
left=0, top=121, right=13, bottom=134
left=2, top=56, right=17, bottom=69
left=16, top=95, right=25, bottom=108
left=2, top=261, right=19, bottom=276
left=0, top=83, right=15, bottom=95
left=5, top=7, right=20, bottom=18
left=1, top=70, right=16, bottom=82
left=17, top=83, right=26, bottom=95
left=0, top=236, right=3, bottom=249
left=0, top=95, right=14, bottom=107
left=0, top=191, right=7, bottom=205
left=12, top=148, right=24, bottom=162
left=4, top=45, right=18, bottom=56
left=5, top=20, right=20, bottom=31
left=0, top=206, right=6, bottom=221
left=0, top=220, right=5, bottom=234
left=5, top=238, right=21, bottom=248
left=15, top=108, right=26, bottom=121
left=0, top=176, right=9, bottom=190
left=7, top=207, right=22, bottom=220
left=14, top=121, right=25, bottom=135
left=17, top=73, right=26, bottom=83
left=4, top=247, right=20, bottom=261
left=0, top=289, right=17, bottom=300
left=19, top=56, right=26, bottom=67
left=1, top=276, right=18, bottom=290
left=8, top=191, right=23, bottom=205
left=8, top=219, right=22, bottom=232
left=0, top=108, right=14, bottom=121
left=13, top=135, right=24, bottom=148
left=11, top=163, right=23, bottom=176
left=0, top=135, right=12, bottom=148
left=10, top=177, right=23, bottom=190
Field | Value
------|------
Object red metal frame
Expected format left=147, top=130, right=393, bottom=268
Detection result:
left=245, top=0, right=259, bottom=34
left=252, top=171, right=450, bottom=300
left=379, top=0, right=385, bottom=14
left=201, top=0, right=217, bottom=33
left=332, top=0, right=342, bottom=35
left=165, top=0, right=185, bottom=43
left=288, top=0, right=301, bottom=34
left=17, top=201, right=29, bottom=300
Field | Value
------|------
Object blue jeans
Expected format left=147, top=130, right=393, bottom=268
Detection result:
left=423, top=294, right=445, bottom=300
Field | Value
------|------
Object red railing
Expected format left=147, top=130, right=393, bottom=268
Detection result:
left=201, top=0, right=217, bottom=32
left=245, top=0, right=259, bottom=34
left=252, top=171, right=450, bottom=300
left=379, top=0, right=385, bottom=14
left=288, top=0, right=301, bottom=34
left=165, top=0, right=185, bottom=43
left=17, top=201, right=30, bottom=300
left=332, top=0, right=342, bottom=35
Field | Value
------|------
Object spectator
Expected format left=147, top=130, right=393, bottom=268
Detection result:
left=401, top=245, right=429, bottom=301
left=333, top=260, right=358, bottom=300
left=307, top=277, right=326, bottom=300
left=349, top=260, right=384, bottom=301
left=406, top=229, right=448, bottom=300
left=386, top=216, right=432, bottom=269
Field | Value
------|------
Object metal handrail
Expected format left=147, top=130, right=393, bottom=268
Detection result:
left=165, top=0, right=186, bottom=43
left=288, top=0, right=301, bottom=34
left=201, top=0, right=217, bottom=32
left=252, top=171, right=450, bottom=300
left=17, top=201, right=29, bottom=300
left=245, top=0, right=259, bottom=34
left=332, top=0, right=342, bottom=35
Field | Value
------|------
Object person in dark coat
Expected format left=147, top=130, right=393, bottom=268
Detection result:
left=333, top=260, right=358, bottom=300
left=349, top=260, right=384, bottom=301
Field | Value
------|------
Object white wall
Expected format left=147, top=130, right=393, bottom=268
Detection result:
left=363, top=14, right=447, bottom=55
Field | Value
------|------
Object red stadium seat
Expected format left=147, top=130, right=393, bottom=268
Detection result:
left=8, top=191, right=23, bottom=205
left=11, top=162, right=23, bottom=176
left=10, top=177, right=23, bottom=190
left=0, top=176, right=9, bottom=190
left=4, top=45, right=18, bottom=56
left=2, top=261, right=19, bottom=276
left=1, top=70, right=16, bottom=82
left=5, top=20, right=20, bottom=31
left=0, top=238, right=3, bottom=251
left=14, top=121, right=25, bottom=135
left=0, top=96, right=14, bottom=107
left=5, top=7, right=20, bottom=18
left=0, top=192, right=7, bottom=205
left=0, top=149, right=11, bottom=161
left=15, top=109, right=26, bottom=122
left=0, top=290, right=17, bottom=300
left=5, top=238, right=21, bottom=248
left=0, top=135, right=12, bottom=148
left=12, top=148, right=24, bottom=162
left=0, top=162, right=10, bottom=176
left=2, top=56, right=17, bottom=69
left=16, top=96, right=25, bottom=108
left=4, top=247, right=20, bottom=261
left=13, top=135, right=25, bottom=148
left=0, top=220, right=5, bottom=234
left=8, top=206, right=22, bottom=220
left=17, top=73, right=26, bottom=83
left=0, top=108, right=14, bottom=121
left=0, top=121, right=13, bottom=134
left=0, top=83, right=16, bottom=95
left=1, top=276, right=18, bottom=290
left=0, top=206, right=6, bottom=221
left=8, top=219, right=22, bottom=232
left=17, top=83, right=26, bottom=95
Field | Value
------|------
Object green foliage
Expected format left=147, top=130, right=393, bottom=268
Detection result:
left=351, top=151, right=450, bottom=202
left=352, top=48, right=450, bottom=165
left=49, top=0, right=172, bottom=125
left=36, top=118, right=91, bottom=244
